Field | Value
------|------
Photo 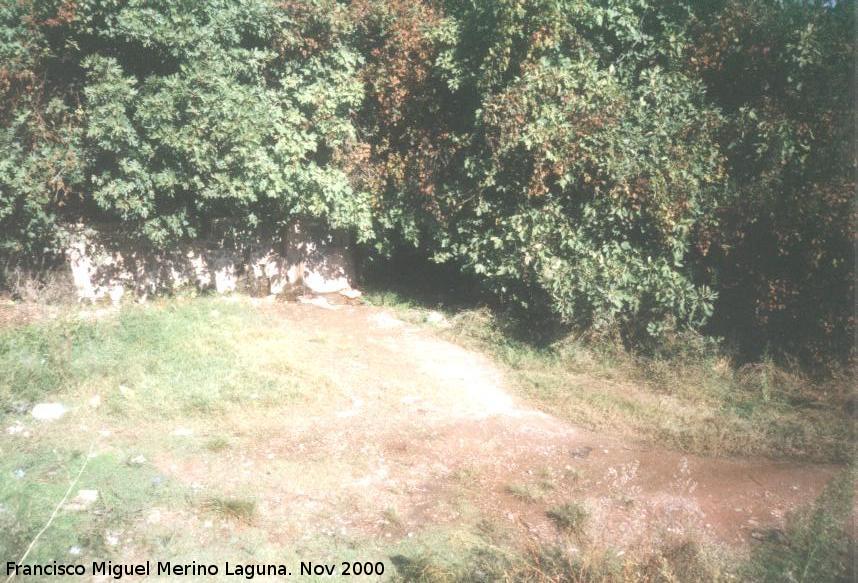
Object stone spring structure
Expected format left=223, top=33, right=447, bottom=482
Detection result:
left=65, top=222, right=357, bottom=303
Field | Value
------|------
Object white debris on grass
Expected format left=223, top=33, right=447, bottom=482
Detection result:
left=171, top=427, right=193, bottom=437
left=6, top=423, right=26, bottom=435
left=66, top=489, right=98, bottom=511
left=31, top=402, right=67, bottom=421
left=128, top=455, right=147, bottom=466
left=88, top=395, right=101, bottom=408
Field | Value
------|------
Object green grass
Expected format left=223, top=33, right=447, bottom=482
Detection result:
left=546, top=502, right=589, bottom=535
left=0, top=296, right=307, bottom=420
left=365, top=290, right=851, bottom=463
left=742, top=470, right=855, bottom=583
left=0, top=296, right=332, bottom=570
left=0, top=446, right=180, bottom=565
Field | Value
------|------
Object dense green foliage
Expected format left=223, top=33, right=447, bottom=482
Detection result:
left=1, top=0, right=373, bottom=250
left=1, top=0, right=853, bottom=363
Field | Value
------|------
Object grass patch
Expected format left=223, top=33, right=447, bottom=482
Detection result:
left=0, top=297, right=311, bottom=420
left=0, top=446, right=178, bottom=564
left=505, top=482, right=549, bottom=503
left=204, top=436, right=230, bottom=452
left=742, top=469, right=855, bottom=582
left=201, top=496, right=256, bottom=523
left=389, top=531, right=731, bottom=583
left=546, top=502, right=588, bottom=534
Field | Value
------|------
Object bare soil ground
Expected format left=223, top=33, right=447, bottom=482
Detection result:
left=157, top=300, right=836, bottom=551
left=2, top=296, right=845, bottom=581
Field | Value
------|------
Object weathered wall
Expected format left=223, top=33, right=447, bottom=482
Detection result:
left=65, top=223, right=357, bottom=303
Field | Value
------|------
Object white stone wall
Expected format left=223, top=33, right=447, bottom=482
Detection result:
left=64, top=223, right=356, bottom=303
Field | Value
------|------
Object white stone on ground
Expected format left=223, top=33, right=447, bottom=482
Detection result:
left=426, top=310, right=449, bottom=326
left=31, top=402, right=67, bottom=421
left=298, top=295, right=341, bottom=310
left=369, top=312, right=402, bottom=329
left=339, top=288, right=362, bottom=300
left=66, top=489, right=98, bottom=511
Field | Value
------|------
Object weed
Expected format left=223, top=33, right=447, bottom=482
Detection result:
left=201, top=496, right=256, bottom=523
left=505, top=483, right=546, bottom=503
left=547, top=502, right=588, bottom=535
left=204, top=436, right=230, bottom=452
left=383, top=507, right=403, bottom=528
left=742, top=469, right=855, bottom=583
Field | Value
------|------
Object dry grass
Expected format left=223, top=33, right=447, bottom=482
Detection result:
left=433, top=307, right=852, bottom=463
left=201, top=496, right=257, bottom=523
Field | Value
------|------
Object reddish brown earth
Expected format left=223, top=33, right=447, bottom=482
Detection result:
left=158, top=299, right=838, bottom=553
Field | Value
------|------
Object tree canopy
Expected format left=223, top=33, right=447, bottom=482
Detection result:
left=1, top=0, right=853, bottom=365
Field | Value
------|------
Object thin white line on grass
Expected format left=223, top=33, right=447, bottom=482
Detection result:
left=5, top=439, right=97, bottom=583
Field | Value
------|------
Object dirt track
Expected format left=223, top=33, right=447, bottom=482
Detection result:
left=158, top=300, right=836, bottom=551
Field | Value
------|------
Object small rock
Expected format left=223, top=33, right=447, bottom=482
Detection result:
left=339, top=288, right=362, bottom=300
left=298, top=295, right=340, bottom=311
left=105, top=532, right=120, bottom=547
left=69, top=546, right=81, bottom=556
left=31, top=402, right=67, bottom=421
left=66, top=489, right=98, bottom=511
left=426, top=311, right=447, bottom=326
left=13, top=469, right=25, bottom=479
left=6, top=424, right=25, bottom=435
left=88, top=395, right=101, bottom=408
left=569, top=446, right=593, bottom=459
left=128, top=455, right=146, bottom=466
left=171, top=427, right=193, bottom=437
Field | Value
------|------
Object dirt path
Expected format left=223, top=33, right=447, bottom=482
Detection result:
left=158, top=300, right=837, bottom=555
